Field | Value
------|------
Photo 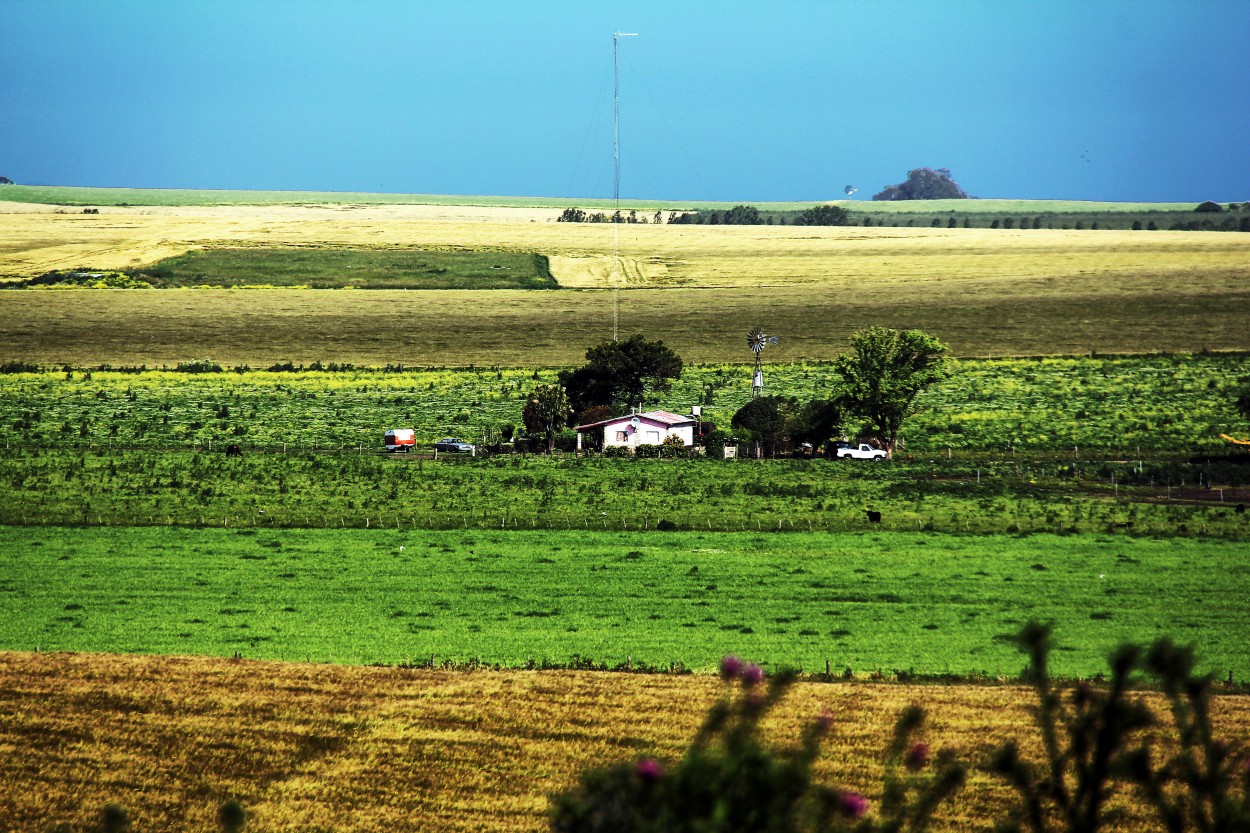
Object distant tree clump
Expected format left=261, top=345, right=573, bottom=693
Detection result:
left=558, top=208, right=645, bottom=224
left=791, top=204, right=850, bottom=226
left=667, top=203, right=848, bottom=227
left=873, top=168, right=969, bottom=201
left=669, top=205, right=763, bottom=225
left=1195, top=200, right=1225, bottom=213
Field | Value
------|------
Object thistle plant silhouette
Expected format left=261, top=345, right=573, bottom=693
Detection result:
left=988, top=623, right=1250, bottom=833
left=549, top=656, right=966, bottom=832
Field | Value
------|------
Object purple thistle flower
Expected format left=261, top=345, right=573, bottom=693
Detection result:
left=837, top=791, right=868, bottom=819
left=636, top=758, right=663, bottom=784
left=740, top=662, right=764, bottom=687
left=905, top=742, right=931, bottom=771
left=720, top=655, right=744, bottom=681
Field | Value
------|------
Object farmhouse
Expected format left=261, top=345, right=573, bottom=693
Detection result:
left=575, top=410, right=696, bottom=450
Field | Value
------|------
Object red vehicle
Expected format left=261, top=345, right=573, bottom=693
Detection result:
left=384, top=428, right=415, bottom=453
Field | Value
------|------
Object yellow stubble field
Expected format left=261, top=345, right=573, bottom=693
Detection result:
left=4, top=651, right=1248, bottom=832
left=2, top=201, right=1249, bottom=365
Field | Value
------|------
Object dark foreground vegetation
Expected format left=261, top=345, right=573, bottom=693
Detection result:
left=553, top=626, right=1250, bottom=833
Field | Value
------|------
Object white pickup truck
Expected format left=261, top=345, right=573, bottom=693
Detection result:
left=835, top=443, right=887, bottom=461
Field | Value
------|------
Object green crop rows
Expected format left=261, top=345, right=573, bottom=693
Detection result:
left=3, top=526, right=1247, bottom=679
left=2, top=353, right=1247, bottom=453
left=4, top=451, right=1248, bottom=537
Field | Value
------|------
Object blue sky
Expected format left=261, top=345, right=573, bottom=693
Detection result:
left=3, top=0, right=1247, bottom=202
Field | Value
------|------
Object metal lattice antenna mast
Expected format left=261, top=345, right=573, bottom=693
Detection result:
left=612, top=31, right=636, bottom=342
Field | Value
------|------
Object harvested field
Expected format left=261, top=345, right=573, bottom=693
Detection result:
left=3, top=651, right=1248, bottom=832
left=3, top=202, right=1248, bottom=289
left=2, top=202, right=1248, bottom=364
left=1, top=280, right=1248, bottom=367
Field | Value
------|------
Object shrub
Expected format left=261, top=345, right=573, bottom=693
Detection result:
left=550, top=660, right=966, bottom=832
left=701, top=428, right=733, bottom=458
left=988, top=622, right=1250, bottom=833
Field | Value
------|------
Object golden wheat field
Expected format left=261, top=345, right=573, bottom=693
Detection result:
left=3, top=652, right=1248, bottom=833
left=2, top=201, right=1249, bottom=364
left=4, top=201, right=1249, bottom=289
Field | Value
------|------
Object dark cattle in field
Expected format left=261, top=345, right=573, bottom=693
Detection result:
left=1237, top=503, right=1246, bottom=515
left=225, top=444, right=242, bottom=457
left=865, top=509, right=882, bottom=524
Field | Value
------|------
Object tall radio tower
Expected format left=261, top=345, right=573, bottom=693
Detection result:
left=612, top=31, right=636, bottom=342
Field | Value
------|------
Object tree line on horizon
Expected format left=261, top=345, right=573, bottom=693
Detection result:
left=557, top=204, right=851, bottom=227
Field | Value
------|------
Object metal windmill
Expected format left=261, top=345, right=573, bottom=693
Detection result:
left=747, top=325, right=779, bottom=398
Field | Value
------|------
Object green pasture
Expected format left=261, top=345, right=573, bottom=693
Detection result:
left=0, top=184, right=729, bottom=211
left=0, top=183, right=1210, bottom=216
left=1, top=526, right=1245, bottom=678
left=115, top=247, right=556, bottom=290
left=1, top=354, right=1246, bottom=454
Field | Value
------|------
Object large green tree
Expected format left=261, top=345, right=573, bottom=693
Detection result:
left=788, top=398, right=844, bottom=453
left=832, top=327, right=948, bottom=456
left=521, top=384, right=572, bottom=453
left=558, top=335, right=684, bottom=418
left=731, top=396, right=796, bottom=457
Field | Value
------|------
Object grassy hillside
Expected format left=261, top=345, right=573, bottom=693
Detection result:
left=0, top=183, right=1211, bottom=214
left=0, top=184, right=737, bottom=210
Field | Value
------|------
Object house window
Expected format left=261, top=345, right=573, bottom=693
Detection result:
left=646, top=430, right=661, bottom=444
left=615, top=431, right=628, bottom=442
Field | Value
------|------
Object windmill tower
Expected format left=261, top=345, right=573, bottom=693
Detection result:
left=747, top=325, right=779, bottom=397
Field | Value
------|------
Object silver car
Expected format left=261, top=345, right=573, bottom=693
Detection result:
left=432, top=437, right=475, bottom=454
